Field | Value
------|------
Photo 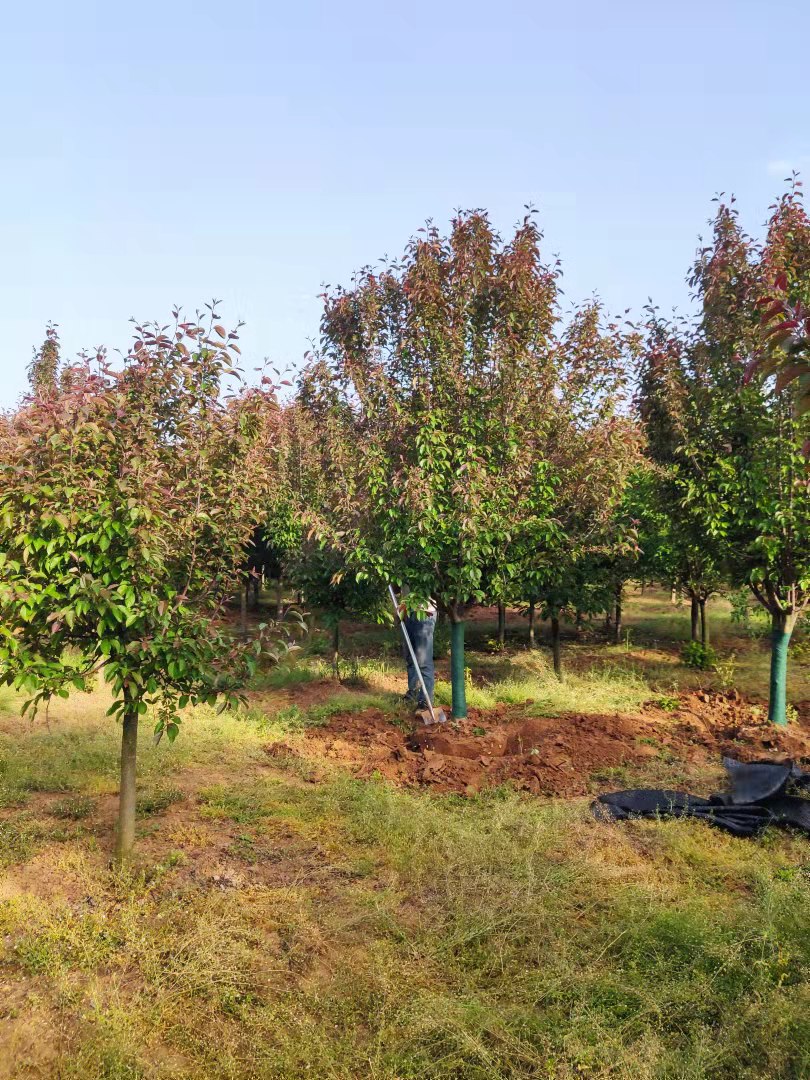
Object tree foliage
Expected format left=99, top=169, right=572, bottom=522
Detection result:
left=0, top=308, right=300, bottom=858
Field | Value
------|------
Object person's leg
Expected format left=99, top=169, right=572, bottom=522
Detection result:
left=420, top=613, right=436, bottom=706
left=405, top=613, right=436, bottom=707
left=401, top=618, right=421, bottom=703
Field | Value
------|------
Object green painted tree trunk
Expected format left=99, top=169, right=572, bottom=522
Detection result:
left=550, top=615, right=562, bottom=680
left=115, top=706, right=139, bottom=864
left=450, top=619, right=467, bottom=719
left=768, top=613, right=793, bottom=726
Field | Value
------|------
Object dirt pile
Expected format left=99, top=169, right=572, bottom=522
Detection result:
left=297, top=691, right=810, bottom=798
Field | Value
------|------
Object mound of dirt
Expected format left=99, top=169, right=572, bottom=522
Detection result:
left=299, top=691, right=810, bottom=798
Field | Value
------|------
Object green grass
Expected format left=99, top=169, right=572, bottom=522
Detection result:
left=433, top=654, right=651, bottom=716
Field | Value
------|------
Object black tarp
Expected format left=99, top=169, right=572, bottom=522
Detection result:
left=593, top=758, right=810, bottom=838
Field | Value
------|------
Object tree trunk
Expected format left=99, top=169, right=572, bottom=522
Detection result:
left=332, top=620, right=340, bottom=679
left=497, top=601, right=506, bottom=647
left=574, top=610, right=583, bottom=638
left=768, top=611, right=795, bottom=727
left=690, top=595, right=699, bottom=642
left=604, top=609, right=612, bottom=633
left=275, top=579, right=284, bottom=620
left=240, top=585, right=248, bottom=639
left=550, top=614, right=562, bottom=680
left=115, top=706, right=139, bottom=864
left=528, top=601, right=536, bottom=649
left=450, top=617, right=467, bottom=719
left=699, top=598, right=709, bottom=646
left=671, top=585, right=678, bottom=605
left=613, top=585, right=623, bottom=646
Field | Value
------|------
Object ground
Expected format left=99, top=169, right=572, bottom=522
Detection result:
left=0, top=589, right=809, bottom=1079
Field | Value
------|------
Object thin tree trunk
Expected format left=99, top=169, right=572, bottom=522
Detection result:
left=613, top=585, right=623, bottom=645
left=528, top=601, right=536, bottom=648
left=115, top=706, right=139, bottom=864
left=332, top=620, right=340, bottom=679
left=671, top=585, right=678, bottom=605
left=450, top=616, right=467, bottom=719
left=604, top=609, right=612, bottom=633
left=768, top=611, right=795, bottom=726
left=240, top=584, right=248, bottom=638
left=550, top=615, right=562, bottom=680
left=699, top=598, right=709, bottom=646
left=690, top=595, right=699, bottom=642
left=497, top=601, right=506, bottom=647
left=574, top=610, right=583, bottom=638
left=275, top=579, right=284, bottom=620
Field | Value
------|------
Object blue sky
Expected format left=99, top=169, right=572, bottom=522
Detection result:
left=2, top=0, right=808, bottom=406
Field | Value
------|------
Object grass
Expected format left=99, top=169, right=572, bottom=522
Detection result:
left=433, top=654, right=651, bottom=716
left=0, top=588, right=808, bottom=1077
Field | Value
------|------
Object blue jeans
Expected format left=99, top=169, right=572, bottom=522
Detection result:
left=401, top=612, right=436, bottom=708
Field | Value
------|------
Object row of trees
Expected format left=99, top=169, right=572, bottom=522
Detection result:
left=1, top=187, right=808, bottom=858
left=269, top=189, right=809, bottom=725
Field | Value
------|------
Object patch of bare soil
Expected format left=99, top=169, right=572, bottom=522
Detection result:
left=298, top=690, right=810, bottom=797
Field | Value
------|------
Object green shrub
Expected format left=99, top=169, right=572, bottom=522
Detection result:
left=681, top=641, right=717, bottom=670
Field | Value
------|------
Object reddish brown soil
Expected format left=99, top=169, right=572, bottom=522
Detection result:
left=298, top=690, right=810, bottom=797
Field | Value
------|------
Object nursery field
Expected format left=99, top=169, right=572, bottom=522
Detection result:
left=1, top=588, right=809, bottom=1080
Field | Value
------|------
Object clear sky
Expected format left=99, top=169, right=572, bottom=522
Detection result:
left=2, top=0, right=808, bottom=406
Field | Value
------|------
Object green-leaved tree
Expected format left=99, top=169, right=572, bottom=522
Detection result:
left=0, top=310, right=300, bottom=860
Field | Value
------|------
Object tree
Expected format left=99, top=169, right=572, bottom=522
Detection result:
left=516, top=303, right=639, bottom=675
left=682, top=193, right=810, bottom=724
left=27, top=323, right=61, bottom=397
left=635, top=314, right=726, bottom=644
left=288, top=540, right=388, bottom=676
left=0, top=309, right=299, bottom=861
left=748, top=179, right=810, bottom=452
left=314, top=210, right=562, bottom=718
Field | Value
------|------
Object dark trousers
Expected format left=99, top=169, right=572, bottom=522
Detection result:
left=401, top=612, right=436, bottom=708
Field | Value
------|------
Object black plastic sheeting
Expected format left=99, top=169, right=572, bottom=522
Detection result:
left=593, top=758, right=810, bottom=838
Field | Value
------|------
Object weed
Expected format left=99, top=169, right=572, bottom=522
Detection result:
left=715, top=651, right=738, bottom=689
left=50, top=795, right=95, bottom=820
left=135, top=786, right=185, bottom=814
left=656, top=694, right=681, bottom=711
left=0, top=817, right=44, bottom=867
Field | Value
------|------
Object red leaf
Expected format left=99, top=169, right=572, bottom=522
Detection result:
left=766, top=319, right=798, bottom=339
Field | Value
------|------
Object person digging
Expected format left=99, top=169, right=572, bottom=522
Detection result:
left=389, top=585, right=447, bottom=725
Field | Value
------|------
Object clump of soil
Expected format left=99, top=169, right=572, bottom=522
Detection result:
left=299, top=690, right=810, bottom=798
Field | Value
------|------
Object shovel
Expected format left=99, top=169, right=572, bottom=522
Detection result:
left=388, top=585, right=447, bottom=725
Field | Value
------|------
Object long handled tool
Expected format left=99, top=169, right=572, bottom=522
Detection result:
left=388, top=585, right=447, bottom=725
